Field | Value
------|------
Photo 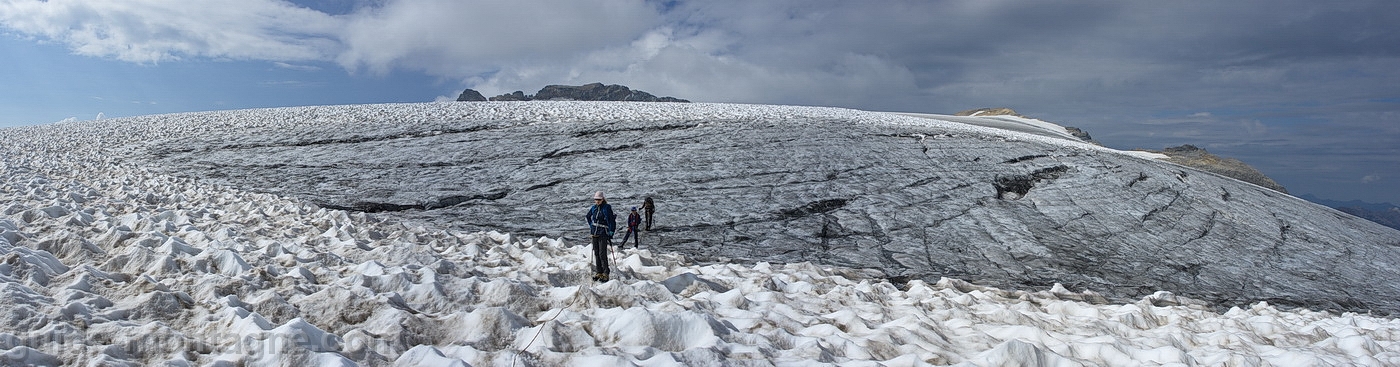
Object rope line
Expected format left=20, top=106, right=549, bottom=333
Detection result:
left=517, top=306, right=565, bottom=363
left=513, top=240, right=592, bottom=367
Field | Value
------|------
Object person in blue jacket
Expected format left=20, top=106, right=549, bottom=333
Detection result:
left=586, top=191, right=617, bottom=281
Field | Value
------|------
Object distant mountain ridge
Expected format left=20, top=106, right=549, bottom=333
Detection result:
left=457, top=82, right=689, bottom=102
left=1301, top=194, right=1400, bottom=231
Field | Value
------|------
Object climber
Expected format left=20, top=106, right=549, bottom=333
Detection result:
left=620, top=207, right=642, bottom=248
left=586, top=191, right=616, bottom=281
left=642, top=196, right=656, bottom=231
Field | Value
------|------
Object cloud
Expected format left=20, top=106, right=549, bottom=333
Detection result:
left=4, top=1, right=1398, bottom=95
left=0, top=0, right=341, bottom=63
left=0, top=0, right=669, bottom=79
left=1363, top=175, right=1381, bottom=184
left=9, top=1, right=1395, bottom=113
left=273, top=62, right=322, bottom=71
left=469, top=27, right=923, bottom=109
left=333, top=0, right=664, bottom=76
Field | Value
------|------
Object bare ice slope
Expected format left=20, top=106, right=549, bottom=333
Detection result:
left=1, top=101, right=1399, bottom=365
left=115, top=101, right=1400, bottom=315
left=893, top=112, right=1085, bottom=143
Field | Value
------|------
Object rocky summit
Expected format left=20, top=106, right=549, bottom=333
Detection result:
left=454, top=88, right=487, bottom=102
left=132, top=102, right=1400, bottom=314
left=1155, top=144, right=1289, bottom=193
left=458, top=83, right=689, bottom=102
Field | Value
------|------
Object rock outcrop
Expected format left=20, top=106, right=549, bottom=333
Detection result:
left=535, top=83, right=688, bottom=102
left=455, top=89, right=487, bottom=102
left=955, top=107, right=1024, bottom=118
left=458, top=83, right=689, bottom=102
left=488, top=91, right=531, bottom=101
left=955, top=108, right=1099, bottom=145
left=1063, top=126, right=1096, bottom=145
left=1154, top=145, right=1288, bottom=193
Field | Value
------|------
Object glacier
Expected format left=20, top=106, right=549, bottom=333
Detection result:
left=133, top=102, right=1400, bottom=314
left=0, top=101, right=1398, bottom=365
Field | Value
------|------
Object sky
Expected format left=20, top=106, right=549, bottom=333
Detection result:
left=1, top=0, right=1397, bottom=205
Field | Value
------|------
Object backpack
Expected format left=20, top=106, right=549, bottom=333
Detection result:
left=587, top=204, right=615, bottom=236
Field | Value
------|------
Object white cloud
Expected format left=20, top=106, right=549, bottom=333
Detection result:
left=1240, top=119, right=1267, bottom=135
left=0, top=0, right=667, bottom=77
left=273, top=62, right=322, bottom=71
left=334, top=0, right=663, bottom=76
left=0, top=0, right=341, bottom=63
left=0, top=0, right=954, bottom=108
left=465, top=26, right=923, bottom=108
left=1363, top=174, right=1381, bottom=183
left=4, top=0, right=1399, bottom=121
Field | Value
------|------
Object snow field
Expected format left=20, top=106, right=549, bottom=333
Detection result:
left=1, top=102, right=1399, bottom=365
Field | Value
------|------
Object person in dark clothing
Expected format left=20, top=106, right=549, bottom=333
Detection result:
left=642, top=197, right=655, bottom=231
left=586, top=191, right=617, bottom=281
left=620, top=207, right=642, bottom=247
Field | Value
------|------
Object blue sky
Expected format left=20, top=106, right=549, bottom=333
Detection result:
left=0, top=33, right=442, bottom=123
left=2, top=0, right=1398, bottom=205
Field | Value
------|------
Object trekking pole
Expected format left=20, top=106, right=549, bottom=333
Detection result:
left=609, top=236, right=618, bottom=277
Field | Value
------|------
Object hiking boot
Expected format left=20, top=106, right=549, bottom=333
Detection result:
left=595, top=274, right=609, bottom=282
